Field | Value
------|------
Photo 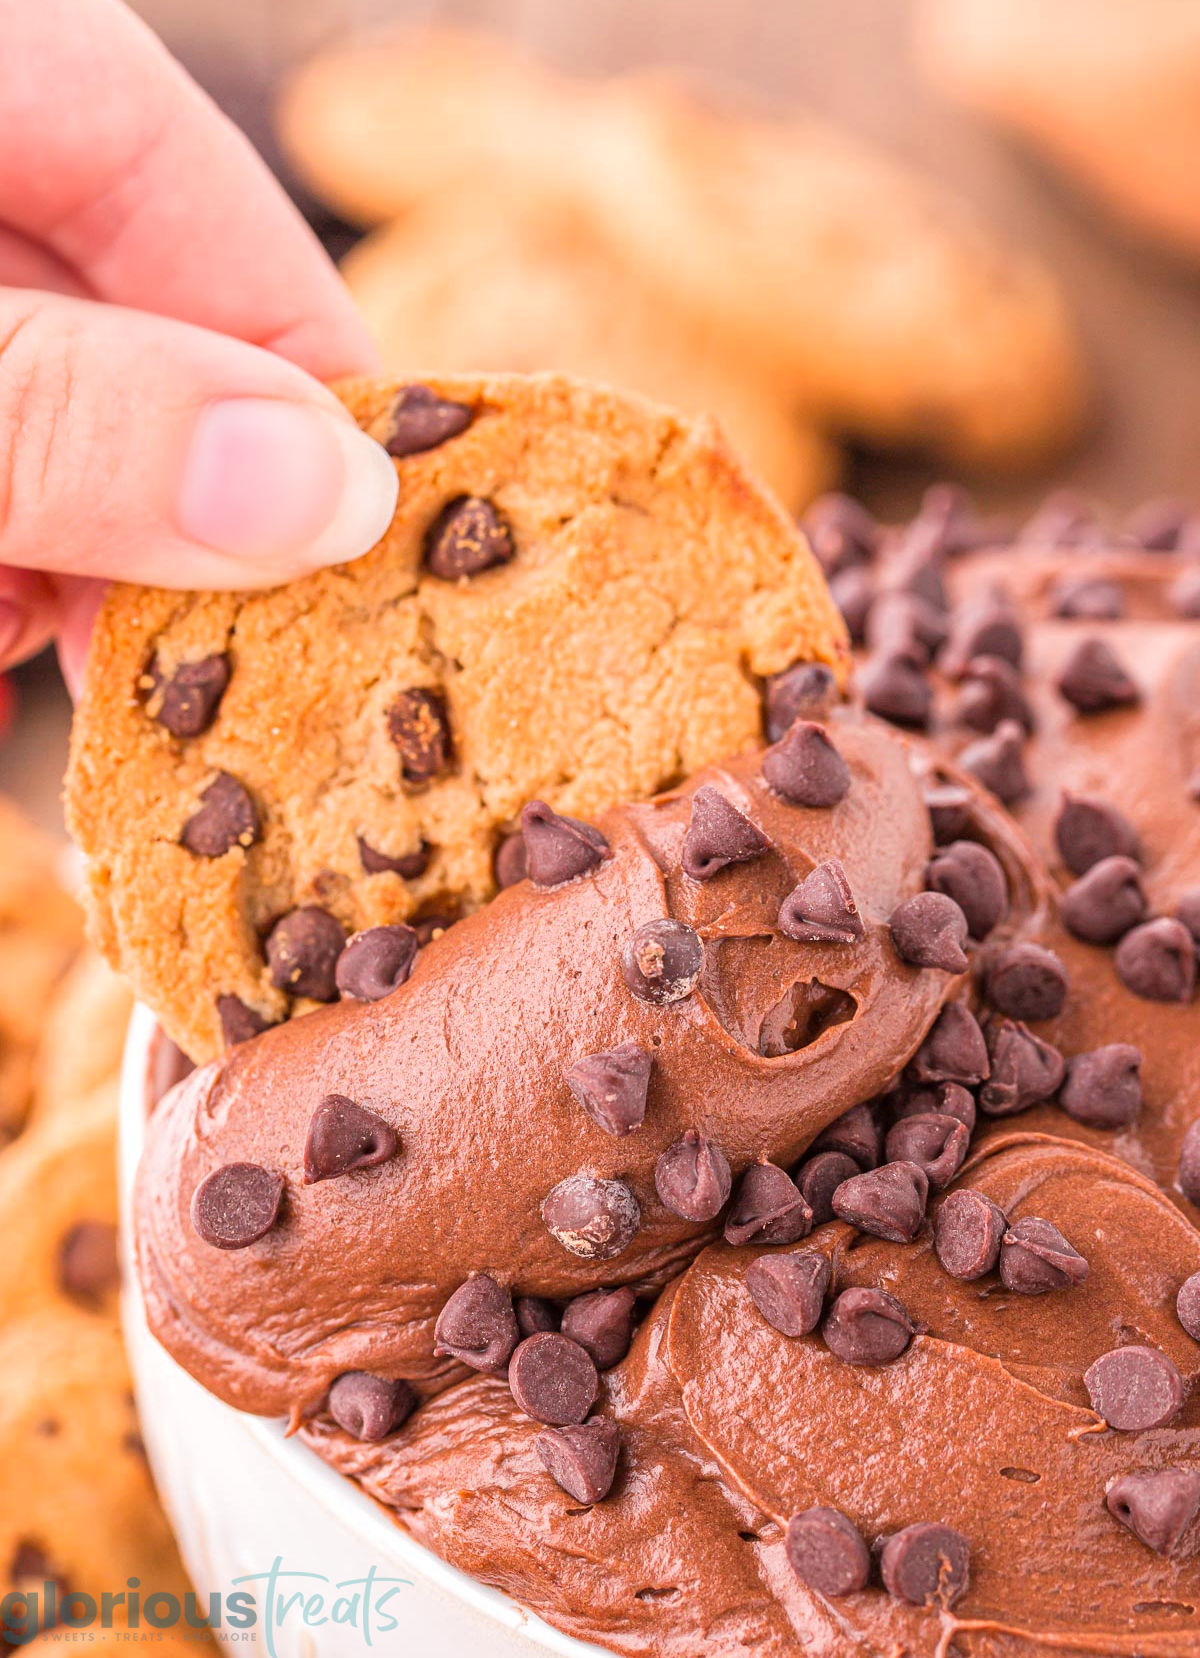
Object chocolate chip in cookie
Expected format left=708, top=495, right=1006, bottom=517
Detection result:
left=266, top=907, right=347, bottom=1001
left=762, top=721, right=851, bottom=807
left=356, top=835, right=431, bottom=879
left=434, top=1274, right=519, bottom=1374
left=335, top=924, right=418, bottom=1001
left=385, top=383, right=473, bottom=457
left=148, top=653, right=230, bottom=738
left=216, top=995, right=276, bottom=1047
left=778, top=858, right=864, bottom=945
left=387, top=688, right=453, bottom=784
left=423, top=495, right=514, bottom=579
left=180, top=773, right=260, bottom=858
left=57, top=1220, right=120, bottom=1306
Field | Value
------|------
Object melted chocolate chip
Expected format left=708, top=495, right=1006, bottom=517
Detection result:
left=1057, top=637, right=1140, bottom=714
left=794, top=1151, right=861, bottom=1226
left=266, top=906, right=347, bottom=1001
left=386, top=384, right=473, bottom=456
left=999, top=1216, right=1088, bottom=1294
left=832, top=1160, right=929, bottom=1242
left=149, top=653, right=229, bottom=737
left=1114, top=918, right=1197, bottom=1003
left=508, top=1333, right=598, bottom=1425
left=764, top=663, right=838, bottom=741
left=681, top=786, right=772, bottom=879
left=57, top=1221, right=119, bottom=1305
left=521, top=801, right=609, bottom=888
left=1061, top=856, right=1147, bottom=944
left=216, top=995, right=274, bottom=1047
left=536, top=1417, right=621, bottom=1504
left=953, top=655, right=1034, bottom=735
left=810, top=1102, right=883, bottom=1170
left=424, top=495, right=514, bottom=579
left=191, top=1163, right=284, bottom=1249
left=889, top=892, right=969, bottom=973
left=1053, top=794, right=1140, bottom=877
left=785, top=1508, right=870, bottom=1598
left=978, top=1019, right=1064, bottom=1116
left=879, top=1523, right=970, bottom=1609
left=883, top=1114, right=969, bottom=1190
left=724, top=1163, right=812, bottom=1246
left=304, top=1096, right=398, bottom=1183
left=433, top=1274, right=519, bottom=1374
left=180, top=772, right=260, bottom=857
left=560, top=1287, right=637, bottom=1370
left=655, top=1130, right=732, bottom=1222
left=985, top=943, right=1069, bottom=1022
left=934, top=1189, right=1006, bottom=1280
left=357, top=836, right=431, bottom=879
left=778, top=858, right=864, bottom=945
left=328, top=1372, right=415, bottom=1441
left=335, top=924, right=419, bottom=1001
left=1107, top=1469, right=1200, bottom=1555
left=621, top=919, right=703, bottom=1004
left=907, top=1002, right=988, bottom=1087
left=387, top=688, right=452, bottom=783
left=542, top=1176, right=641, bottom=1260
left=745, top=1250, right=830, bottom=1337
left=1059, top=1044, right=1142, bottom=1128
left=958, top=719, right=1029, bottom=804
left=564, top=1043, right=651, bottom=1137
left=859, top=652, right=932, bottom=728
left=925, top=841, right=1008, bottom=940
left=1085, top=1346, right=1184, bottom=1431
left=761, top=721, right=851, bottom=807
left=822, top=1286, right=915, bottom=1365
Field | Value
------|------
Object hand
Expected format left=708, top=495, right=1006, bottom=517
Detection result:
left=0, top=0, right=398, bottom=693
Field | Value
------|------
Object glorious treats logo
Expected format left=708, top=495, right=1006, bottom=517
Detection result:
left=1, top=1560, right=413, bottom=1653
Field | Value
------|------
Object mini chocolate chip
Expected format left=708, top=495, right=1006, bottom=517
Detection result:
left=1050, top=575, right=1124, bottom=620
left=560, top=1287, right=637, bottom=1370
left=1169, top=565, right=1200, bottom=618
left=521, top=801, right=609, bottom=887
left=1177, top=890, right=1200, bottom=946
left=794, top=1151, right=861, bottom=1226
left=859, top=652, right=932, bottom=728
left=999, top=1216, right=1088, bottom=1294
left=1177, top=1273, right=1200, bottom=1341
left=724, top=1163, right=812, bottom=1246
left=926, top=841, right=1008, bottom=941
left=565, top=1043, right=651, bottom=1137
left=542, top=1176, right=641, bottom=1260
left=785, top=1507, right=870, bottom=1597
left=879, top=1523, right=970, bottom=1610
left=810, top=1102, right=883, bottom=1170
left=778, top=858, right=864, bottom=945
left=907, top=1003, right=989, bottom=1086
left=1059, top=1044, right=1142, bottom=1128
left=494, top=830, right=527, bottom=888
left=328, top=1372, right=415, bottom=1441
left=424, top=495, right=514, bottom=579
left=953, top=656, right=1034, bottom=735
left=924, top=782, right=973, bottom=845
left=883, top=1114, right=969, bottom=1190
left=621, top=919, right=703, bottom=1004
left=216, top=995, right=274, bottom=1047
left=762, top=720, right=851, bottom=807
left=745, top=1250, right=830, bottom=1337
left=1180, top=1122, right=1200, bottom=1205
left=765, top=663, right=838, bottom=741
left=822, top=1286, right=914, bottom=1365
left=682, top=786, right=772, bottom=879
left=433, top=1274, right=519, bottom=1374
left=1057, top=637, right=1139, bottom=714
left=866, top=591, right=946, bottom=665
left=150, top=654, right=230, bottom=737
left=508, top=1332, right=599, bottom=1425
left=191, top=1162, right=284, bottom=1249
left=536, top=1417, right=621, bottom=1504
left=890, top=892, right=969, bottom=973
left=180, top=772, right=260, bottom=857
left=304, top=1095, right=398, bottom=1183
left=934, top=1189, right=1006, bottom=1280
left=266, top=906, right=347, bottom=1001
left=1124, top=495, right=1193, bottom=550
left=959, top=719, right=1029, bottom=804
left=985, top=942, right=1069, bottom=1021
left=387, top=688, right=452, bottom=783
left=386, top=383, right=473, bottom=456
left=832, top=1160, right=929, bottom=1242
left=1085, top=1346, right=1184, bottom=1431
left=1061, top=856, right=1147, bottom=945
left=1107, top=1469, right=1200, bottom=1556
left=515, top=1296, right=560, bottom=1337
left=335, top=924, right=419, bottom=1001
left=939, top=597, right=1023, bottom=678
left=1053, top=794, right=1140, bottom=877
left=655, top=1130, right=732, bottom=1222
left=892, top=1082, right=977, bottom=1133
left=1114, top=918, right=1197, bottom=1003
left=802, top=492, right=878, bottom=575
left=979, top=1018, right=1064, bottom=1115
left=57, top=1221, right=119, bottom=1306
left=829, top=566, right=875, bottom=642
left=357, top=836, right=431, bottom=879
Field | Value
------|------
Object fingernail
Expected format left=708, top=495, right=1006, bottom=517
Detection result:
left=178, top=399, right=398, bottom=572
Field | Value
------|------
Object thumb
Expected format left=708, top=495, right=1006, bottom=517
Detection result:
left=0, top=288, right=399, bottom=588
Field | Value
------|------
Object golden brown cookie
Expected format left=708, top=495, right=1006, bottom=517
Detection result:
left=66, top=373, right=847, bottom=1061
left=30, top=950, right=132, bottom=1133
left=341, top=184, right=838, bottom=511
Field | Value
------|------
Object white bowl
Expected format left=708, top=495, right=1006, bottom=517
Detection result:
left=119, top=1003, right=604, bottom=1658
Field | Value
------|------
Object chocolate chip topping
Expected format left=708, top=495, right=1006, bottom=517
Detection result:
left=859, top=652, right=933, bottom=728
left=424, top=495, right=514, bottom=579
left=385, top=384, right=473, bottom=457
left=764, top=663, right=838, bottom=742
left=1020, top=488, right=1101, bottom=548
left=879, top=1523, right=970, bottom=1610
left=433, top=1274, right=520, bottom=1374
left=327, top=1372, right=415, bottom=1441
left=494, top=831, right=528, bottom=888
left=681, top=786, right=772, bottom=880
left=822, top=1286, right=915, bottom=1365
left=724, top=1163, right=812, bottom=1246
left=883, top=1114, right=969, bottom=1190
left=940, top=597, right=1023, bottom=678
left=889, top=892, right=970, bottom=974
left=655, top=1130, right=732, bottom=1222
left=1114, top=918, right=1197, bottom=1003
left=832, top=1160, right=929, bottom=1242
left=335, top=924, right=419, bottom=1001
left=785, top=1507, right=870, bottom=1598
left=810, top=1102, right=883, bottom=1170
left=560, top=1286, right=637, bottom=1370
left=778, top=858, right=865, bottom=945
left=829, top=566, right=874, bottom=642
left=1170, top=565, right=1200, bottom=618
left=357, top=836, right=431, bottom=879
left=985, top=942, right=1069, bottom=1022
left=565, top=1043, right=651, bottom=1137
left=57, top=1221, right=120, bottom=1306
left=216, top=995, right=274, bottom=1047
left=515, top=1296, right=560, bottom=1337
left=953, top=655, right=1034, bottom=735
left=508, top=1332, right=599, bottom=1425
left=1057, top=637, right=1140, bottom=714
left=925, top=841, right=1008, bottom=940
left=934, top=1189, right=1006, bottom=1280
left=304, top=1095, right=398, bottom=1183
left=1107, top=1468, right=1200, bottom=1556
left=802, top=492, right=878, bottom=575
left=978, top=1019, right=1064, bottom=1116
left=1061, top=856, right=1147, bottom=945
left=745, top=1250, right=830, bottom=1337
left=794, top=1151, right=861, bottom=1227
left=893, top=1082, right=976, bottom=1133
left=150, top=653, right=230, bottom=737
left=621, top=919, right=703, bottom=1004
left=266, top=906, right=347, bottom=1002
left=907, top=1002, right=989, bottom=1086
left=958, top=719, right=1029, bottom=804
left=1050, top=575, right=1124, bottom=621
left=1177, top=890, right=1200, bottom=946
left=1059, top=1044, right=1143, bottom=1128
left=1180, top=1121, right=1200, bottom=1206
left=1177, top=1273, right=1200, bottom=1341
left=180, top=772, right=260, bottom=857
left=1084, top=1346, right=1184, bottom=1431
left=761, top=719, right=852, bottom=807
left=924, top=781, right=973, bottom=845
left=387, top=688, right=452, bottom=783
left=521, top=801, right=609, bottom=888
left=536, top=1417, right=621, bottom=1504
left=999, top=1216, right=1088, bottom=1294
left=1053, top=794, right=1140, bottom=876
left=542, top=1175, right=641, bottom=1260
left=191, top=1162, right=284, bottom=1249
left=1124, top=495, right=1193, bottom=549
left=867, top=592, right=946, bottom=665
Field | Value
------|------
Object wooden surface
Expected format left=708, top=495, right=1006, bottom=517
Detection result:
left=8, top=0, right=1200, bottom=831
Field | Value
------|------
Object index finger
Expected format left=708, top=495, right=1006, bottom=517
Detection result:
left=0, top=0, right=378, bottom=379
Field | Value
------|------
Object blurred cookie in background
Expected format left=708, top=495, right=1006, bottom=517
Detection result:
left=917, top=0, right=1200, bottom=266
